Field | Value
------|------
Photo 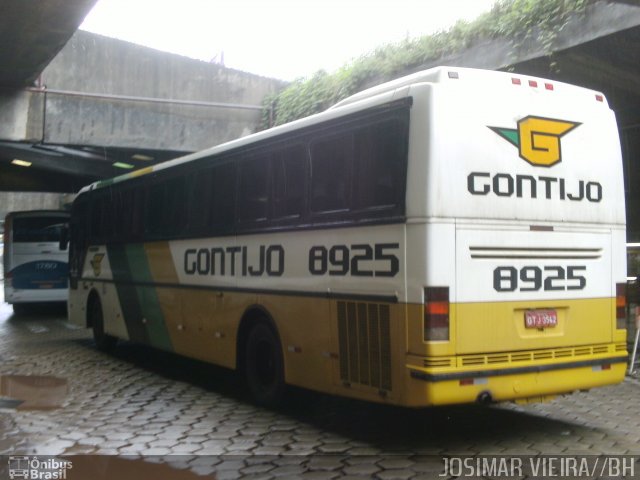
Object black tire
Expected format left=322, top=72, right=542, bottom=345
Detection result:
left=12, top=303, right=30, bottom=316
left=89, top=295, right=118, bottom=352
left=245, top=322, right=285, bottom=406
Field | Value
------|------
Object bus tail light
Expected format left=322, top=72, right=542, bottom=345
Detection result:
left=616, top=283, right=626, bottom=329
left=424, top=287, right=449, bottom=341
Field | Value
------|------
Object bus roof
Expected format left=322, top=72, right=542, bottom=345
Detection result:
left=332, top=66, right=608, bottom=108
left=4, top=210, right=69, bottom=221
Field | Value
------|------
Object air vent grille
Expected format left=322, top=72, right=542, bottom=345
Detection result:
left=337, top=301, right=392, bottom=391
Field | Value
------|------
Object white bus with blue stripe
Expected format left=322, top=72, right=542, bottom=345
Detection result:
left=3, top=210, right=70, bottom=314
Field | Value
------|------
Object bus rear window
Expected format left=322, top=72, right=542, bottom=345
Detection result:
left=13, top=217, right=66, bottom=243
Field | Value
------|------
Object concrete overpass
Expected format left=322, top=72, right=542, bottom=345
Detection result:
left=415, top=0, right=640, bottom=239
left=0, top=1, right=284, bottom=193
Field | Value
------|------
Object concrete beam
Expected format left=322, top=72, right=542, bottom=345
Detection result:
left=38, top=31, right=285, bottom=151
left=371, top=1, right=640, bottom=84
left=0, top=90, right=44, bottom=142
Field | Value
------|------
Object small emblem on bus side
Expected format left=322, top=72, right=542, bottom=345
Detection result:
left=489, top=116, right=580, bottom=167
left=90, top=253, right=105, bottom=277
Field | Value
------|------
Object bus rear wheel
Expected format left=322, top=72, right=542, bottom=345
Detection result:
left=12, top=304, right=30, bottom=316
left=245, top=323, right=285, bottom=406
left=89, top=295, right=117, bottom=352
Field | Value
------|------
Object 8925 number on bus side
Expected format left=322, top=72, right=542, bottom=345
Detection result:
left=493, top=265, right=586, bottom=292
left=308, top=243, right=400, bottom=277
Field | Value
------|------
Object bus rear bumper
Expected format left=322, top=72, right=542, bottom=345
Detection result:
left=4, top=286, right=68, bottom=304
left=405, top=354, right=627, bottom=407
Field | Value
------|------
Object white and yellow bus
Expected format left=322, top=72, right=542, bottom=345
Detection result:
left=68, top=67, right=628, bottom=407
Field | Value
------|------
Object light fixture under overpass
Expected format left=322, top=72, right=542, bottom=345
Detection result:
left=131, top=154, right=154, bottom=161
left=112, top=162, right=135, bottom=169
left=11, top=159, right=32, bottom=167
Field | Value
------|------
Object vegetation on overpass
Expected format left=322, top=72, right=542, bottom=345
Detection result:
left=261, top=0, right=594, bottom=128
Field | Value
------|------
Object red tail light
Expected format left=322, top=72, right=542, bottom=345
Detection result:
left=616, top=283, right=626, bottom=330
left=424, top=287, right=449, bottom=341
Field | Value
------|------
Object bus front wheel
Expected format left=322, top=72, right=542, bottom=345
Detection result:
left=245, top=323, right=285, bottom=406
left=89, top=295, right=117, bottom=352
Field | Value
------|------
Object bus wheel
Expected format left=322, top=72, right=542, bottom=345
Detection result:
left=245, top=323, right=285, bottom=406
left=12, top=304, right=30, bottom=316
left=89, top=295, right=117, bottom=352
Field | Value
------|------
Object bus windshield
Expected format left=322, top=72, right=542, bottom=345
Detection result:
left=13, top=217, right=67, bottom=243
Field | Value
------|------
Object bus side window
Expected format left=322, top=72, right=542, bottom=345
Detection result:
left=187, top=169, right=212, bottom=235
left=238, top=154, right=270, bottom=223
left=210, top=162, right=236, bottom=232
left=165, top=177, right=187, bottom=235
left=146, top=177, right=187, bottom=238
left=113, top=188, right=131, bottom=241
left=115, top=187, right=144, bottom=242
left=130, top=188, right=145, bottom=240
left=310, top=133, right=352, bottom=213
left=91, top=190, right=115, bottom=243
left=146, top=182, right=166, bottom=236
left=353, top=119, right=408, bottom=211
left=272, top=145, right=306, bottom=220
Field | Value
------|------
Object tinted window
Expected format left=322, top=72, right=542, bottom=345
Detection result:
left=310, top=133, right=351, bottom=213
left=353, top=120, right=406, bottom=210
left=13, top=216, right=67, bottom=243
left=187, top=169, right=213, bottom=233
left=146, top=177, right=187, bottom=237
left=146, top=182, right=165, bottom=234
left=90, top=194, right=112, bottom=241
left=210, top=162, right=236, bottom=228
left=273, top=145, right=306, bottom=219
left=113, top=187, right=144, bottom=241
left=238, top=155, right=270, bottom=222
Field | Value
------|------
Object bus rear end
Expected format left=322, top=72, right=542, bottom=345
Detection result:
left=3, top=211, right=70, bottom=312
left=405, top=68, right=627, bottom=406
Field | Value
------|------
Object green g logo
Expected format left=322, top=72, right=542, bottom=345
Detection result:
left=490, top=116, right=580, bottom=167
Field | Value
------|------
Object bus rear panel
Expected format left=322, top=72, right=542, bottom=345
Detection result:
left=3, top=211, right=70, bottom=307
left=403, top=68, right=626, bottom=406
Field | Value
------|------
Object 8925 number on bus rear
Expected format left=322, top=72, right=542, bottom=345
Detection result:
left=493, top=265, right=586, bottom=292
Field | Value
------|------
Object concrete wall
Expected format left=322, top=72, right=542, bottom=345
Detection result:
left=0, top=90, right=45, bottom=142
left=0, top=192, right=67, bottom=224
left=18, top=31, right=285, bottom=151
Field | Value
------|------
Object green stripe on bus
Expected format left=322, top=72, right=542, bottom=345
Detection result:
left=124, top=244, right=173, bottom=351
left=107, top=244, right=149, bottom=343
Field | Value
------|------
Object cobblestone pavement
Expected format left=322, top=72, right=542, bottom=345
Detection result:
left=0, top=296, right=639, bottom=479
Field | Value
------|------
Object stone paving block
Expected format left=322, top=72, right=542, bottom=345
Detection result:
left=225, top=443, right=258, bottom=453
left=268, top=465, right=307, bottom=477
left=316, top=444, right=352, bottom=454
left=170, top=442, right=203, bottom=454
left=344, top=447, right=383, bottom=455
left=377, top=457, right=414, bottom=469
left=376, top=469, right=415, bottom=480
left=143, top=447, right=172, bottom=455
left=241, top=463, right=276, bottom=475
left=297, top=471, right=340, bottom=479
left=342, top=462, right=381, bottom=476
left=306, top=456, right=346, bottom=470
left=215, top=459, right=249, bottom=472
left=237, top=474, right=274, bottom=480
